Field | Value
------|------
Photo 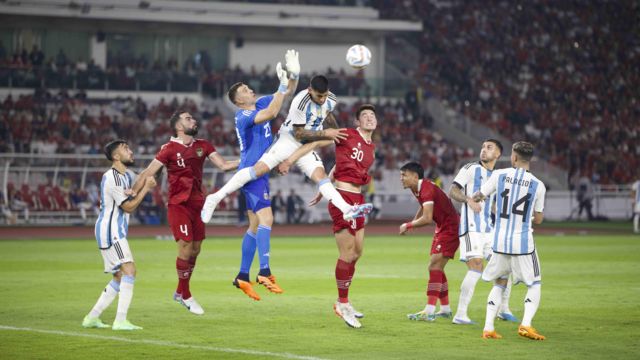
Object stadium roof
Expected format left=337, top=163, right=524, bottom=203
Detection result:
left=0, top=0, right=423, bottom=32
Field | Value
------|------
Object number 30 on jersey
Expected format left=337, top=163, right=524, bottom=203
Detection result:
left=350, top=147, right=364, bottom=162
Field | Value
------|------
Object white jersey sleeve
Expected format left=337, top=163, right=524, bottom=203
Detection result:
left=534, top=182, right=546, bottom=212
left=453, top=164, right=473, bottom=189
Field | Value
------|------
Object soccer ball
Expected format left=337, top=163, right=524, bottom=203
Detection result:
left=346, top=44, right=371, bottom=70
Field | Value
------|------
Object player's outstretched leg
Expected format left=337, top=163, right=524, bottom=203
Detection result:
left=112, top=273, right=143, bottom=330
left=497, top=275, right=519, bottom=322
left=482, top=283, right=505, bottom=339
left=83, top=279, right=120, bottom=328
left=201, top=167, right=259, bottom=223
left=315, top=178, right=372, bottom=221
left=518, top=282, right=545, bottom=340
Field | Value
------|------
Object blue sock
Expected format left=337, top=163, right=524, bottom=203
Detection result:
left=256, top=225, right=271, bottom=273
left=239, top=231, right=257, bottom=276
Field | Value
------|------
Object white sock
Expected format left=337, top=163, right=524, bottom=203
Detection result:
left=318, top=179, right=351, bottom=213
left=216, top=167, right=257, bottom=199
left=456, top=270, right=482, bottom=318
left=115, top=275, right=135, bottom=322
left=439, top=304, right=451, bottom=313
left=89, top=280, right=119, bottom=318
left=499, top=276, right=514, bottom=313
left=521, top=283, right=541, bottom=327
left=634, top=214, right=639, bottom=233
left=424, top=304, right=436, bottom=315
left=484, top=284, right=505, bottom=332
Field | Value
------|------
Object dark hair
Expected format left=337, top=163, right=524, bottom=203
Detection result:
left=228, top=82, right=243, bottom=104
left=484, top=138, right=503, bottom=154
left=169, top=109, right=189, bottom=136
left=104, top=139, right=127, bottom=161
left=356, top=104, right=376, bottom=120
left=310, top=75, right=329, bottom=93
left=400, top=162, right=424, bottom=179
left=512, top=141, right=534, bottom=161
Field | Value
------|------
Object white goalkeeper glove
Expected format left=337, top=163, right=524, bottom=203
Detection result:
left=285, top=49, right=300, bottom=80
left=276, top=62, right=288, bottom=94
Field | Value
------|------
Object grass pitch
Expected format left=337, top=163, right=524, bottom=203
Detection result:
left=0, top=232, right=638, bottom=359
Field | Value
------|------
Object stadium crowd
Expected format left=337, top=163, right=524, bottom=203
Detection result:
left=374, top=0, right=639, bottom=185
left=222, top=0, right=639, bottom=185
left=0, top=45, right=370, bottom=97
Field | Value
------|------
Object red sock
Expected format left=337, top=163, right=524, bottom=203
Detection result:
left=189, top=256, right=197, bottom=275
left=348, top=259, right=357, bottom=278
left=176, top=257, right=191, bottom=299
left=427, top=270, right=443, bottom=306
left=440, top=272, right=449, bottom=306
left=336, top=259, right=353, bottom=303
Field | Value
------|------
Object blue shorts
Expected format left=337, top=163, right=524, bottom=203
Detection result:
left=242, top=176, right=271, bottom=212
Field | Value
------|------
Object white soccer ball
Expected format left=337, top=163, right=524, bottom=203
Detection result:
left=346, top=44, right=372, bottom=70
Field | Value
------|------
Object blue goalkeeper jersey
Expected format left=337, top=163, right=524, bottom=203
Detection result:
left=234, top=95, right=274, bottom=170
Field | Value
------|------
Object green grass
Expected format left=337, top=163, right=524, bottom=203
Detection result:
left=0, top=234, right=639, bottom=359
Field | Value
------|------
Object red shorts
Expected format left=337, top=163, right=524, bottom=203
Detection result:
left=168, top=198, right=205, bottom=242
left=431, top=231, right=459, bottom=258
left=328, top=189, right=365, bottom=236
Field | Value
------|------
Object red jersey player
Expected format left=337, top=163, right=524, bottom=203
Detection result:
left=133, top=110, right=238, bottom=315
left=399, top=162, right=460, bottom=322
left=279, top=104, right=377, bottom=329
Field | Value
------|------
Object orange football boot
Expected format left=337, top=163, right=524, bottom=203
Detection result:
left=233, top=278, right=260, bottom=301
left=518, top=325, right=546, bottom=340
left=256, top=274, right=284, bottom=294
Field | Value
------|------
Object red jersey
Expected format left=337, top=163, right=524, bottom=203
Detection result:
left=414, top=179, right=459, bottom=235
left=333, top=128, right=375, bottom=185
left=155, top=137, right=216, bottom=205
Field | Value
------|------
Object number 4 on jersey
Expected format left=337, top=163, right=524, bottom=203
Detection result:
left=499, top=189, right=531, bottom=219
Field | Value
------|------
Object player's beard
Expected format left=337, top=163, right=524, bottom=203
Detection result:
left=122, top=159, right=135, bottom=166
left=184, top=126, right=198, bottom=136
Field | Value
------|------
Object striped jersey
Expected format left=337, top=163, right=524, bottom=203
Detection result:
left=453, top=161, right=495, bottom=236
left=95, top=168, right=133, bottom=249
left=633, top=181, right=640, bottom=207
left=480, top=167, right=546, bottom=255
left=235, top=95, right=274, bottom=170
left=279, top=89, right=337, bottom=136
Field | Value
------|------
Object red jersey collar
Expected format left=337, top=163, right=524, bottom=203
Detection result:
left=170, top=136, right=195, bottom=147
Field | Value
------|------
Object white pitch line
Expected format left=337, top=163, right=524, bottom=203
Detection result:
left=0, top=325, right=328, bottom=360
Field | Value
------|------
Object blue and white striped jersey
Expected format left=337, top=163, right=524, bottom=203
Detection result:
left=94, top=168, right=132, bottom=249
left=279, top=89, right=337, bottom=135
left=481, top=167, right=546, bottom=255
left=453, top=161, right=495, bottom=236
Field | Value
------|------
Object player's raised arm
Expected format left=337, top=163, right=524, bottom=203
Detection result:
left=208, top=152, right=239, bottom=171
left=253, top=50, right=300, bottom=125
left=132, top=159, right=164, bottom=194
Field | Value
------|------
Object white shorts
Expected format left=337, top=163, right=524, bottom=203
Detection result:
left=482, top=250, right=541, bottom=286
left=635, top=203, right=640, bottom=213
left=100, top=238, right=134, bottom=274
left=260, top=131, right=323, bottom=177
left=459, top=232, right=492, bottom=262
